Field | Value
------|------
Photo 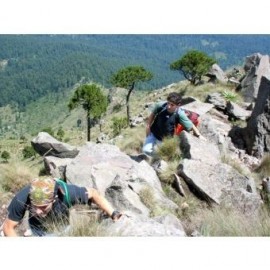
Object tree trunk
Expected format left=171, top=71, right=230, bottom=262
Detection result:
left=126, top=83, right=134, bottom=126
left=87, top=113, right=91, bottom=141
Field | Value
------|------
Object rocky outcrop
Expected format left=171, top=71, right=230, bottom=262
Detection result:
left=242, top=76, right=270, bottom=158
left=239, top=53, right=270, bottom=102
left=226, top=101, right=251, bottom=121
left=206, top=93, right=227, bottom=111
left=100, top=214, right=186, bottom=236
left=177, top=131, right=260, bottom=214
left=34, top=137, right=180, bottom=234
left=31, top=125, right=262, bottom=232
left=206, top=63, right=228, bottom=83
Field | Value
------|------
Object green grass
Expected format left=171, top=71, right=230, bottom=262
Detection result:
left=221, top=153, right=251, bottom=176
left=221, top=90, right=239, bottom=102
left=198, top=206, right=270, bottom=236
left=158, top=160, right=179, bottom=184
left=156, top=136, right=182, bottom=162
left=0, top=161, right=38, bottom=193
left=139, top=185, right=173, bottom=217
left=254, top=153, right=270, bottom=178
left=115, top=125, right=145, bottom=155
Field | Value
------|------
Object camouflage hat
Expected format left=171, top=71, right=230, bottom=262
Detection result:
left=29, top=178, right=55, bottom=206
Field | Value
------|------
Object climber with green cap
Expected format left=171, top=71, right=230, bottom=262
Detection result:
left=2, top=178, right=122, bottom=236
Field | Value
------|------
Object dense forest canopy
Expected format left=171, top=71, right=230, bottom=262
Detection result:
left=0, top=34, right=270, bottom=108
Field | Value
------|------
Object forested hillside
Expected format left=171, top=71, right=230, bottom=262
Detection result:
left=1, top=34, right=270, bottom=108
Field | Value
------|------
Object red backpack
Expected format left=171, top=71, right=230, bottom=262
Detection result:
left=174, top=108, right=200, bottom=135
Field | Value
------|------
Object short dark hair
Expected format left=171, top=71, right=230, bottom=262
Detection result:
left=167, top=92, right=182, bottom=105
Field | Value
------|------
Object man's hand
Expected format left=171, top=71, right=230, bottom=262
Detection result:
left=199, top=135, right=207, bottom=141
left=111, top=210, right=122, bottom=221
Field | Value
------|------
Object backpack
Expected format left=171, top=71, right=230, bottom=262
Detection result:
left=174, top=108, right=200, bottom=135
left=55, top=178, right=71, bottom=208
left=182, top=109, right=200, bottom=125
left=156, top=102, right=200, bottom=135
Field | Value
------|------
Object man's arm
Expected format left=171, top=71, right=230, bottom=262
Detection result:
left=86, top=188, right=122, bottom=221
left=2, top=186, right=30, bottom=237
left=146, top=112, right=155, bottom=136
left=2, top=218, right=20, bottom=237
left=191, top=124, right=207, bottom=141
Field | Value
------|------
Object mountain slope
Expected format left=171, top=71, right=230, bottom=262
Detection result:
left=1, top=34, right=270, bottom=108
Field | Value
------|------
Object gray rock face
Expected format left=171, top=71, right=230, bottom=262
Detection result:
left=243, top=76, right=270, bottom=158
left=206, top=92, right=227, bottom=111
left=226, top=101, right=251, bottom=121
left=179, top=131, right=221, bottom=165
left=178, top=159, right=261, bottom=215
left=100, top=214, right=186, bottom=237
left=176, top=128, right=261, bottom=216
left=240, top=54, right=270, bottom=102
left=199, top=114, right=232, bottom=146
left=31, top=132, right=79, bottom=158
left=181, top=100, right=214, bottom=116
left=65, top=142, right=178, bottom=214
left=207, top=63, right=228, bottom=83
left=44, top=156, right=73, bottom=179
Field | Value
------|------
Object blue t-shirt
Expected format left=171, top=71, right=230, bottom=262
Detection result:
left=7, top=182, right=89, bottom=236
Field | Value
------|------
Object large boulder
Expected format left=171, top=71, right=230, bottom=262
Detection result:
left=242, top=76, right=270, bottom=158
left=31, top=132, right=79, bottom=158
left=179, top=131, right=221, bottom=165
left=178, top=159, right=261, bottom=216
left=239, top=53, right=270, bottom=102
left=65, top=142, right=178, bottom=215
left=100, top=214, right=186, bottom=236
left=206, top=63, right=228, bottom=83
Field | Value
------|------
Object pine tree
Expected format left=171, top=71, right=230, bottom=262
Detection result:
left=68, top=83, right=107, bottom=141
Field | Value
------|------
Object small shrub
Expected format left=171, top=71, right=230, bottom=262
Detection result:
left=64, top=137, right=70, bottom=143
left=112, top=103, right=122, bottom=113
left=67, top=213, right=104, bottom=236
left=139, top=186, right=156, bottom=211
left=56, top=127, right=65, bottom=141
left=156, top=136, right=181, bottom=162
left=139, top=186, right=170, bottom=217
left=22, top=145, right=36, bottom=159
left=158, top=160, right=179, bottom=184
left=221, top=90, right=238, bottom=102
left=254, top=153, right=270, bottom=178
left=1, top=150, right=11, bottom=162
left=111, top=116, right=128, bottom=137
left=42, top=127, right=54, bottom=137
left=20, top=135, right=27, bottom=142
